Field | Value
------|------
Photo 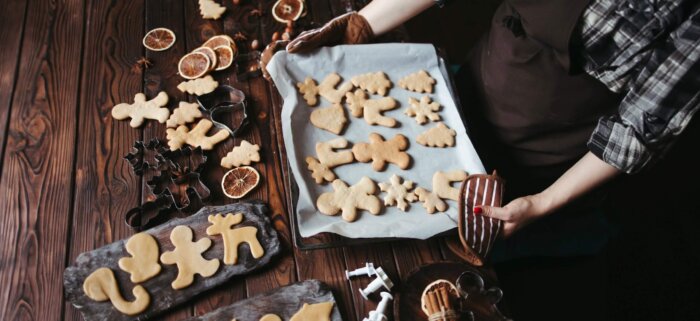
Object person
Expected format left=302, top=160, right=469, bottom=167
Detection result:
left=269, top=0, right=700, bottom=318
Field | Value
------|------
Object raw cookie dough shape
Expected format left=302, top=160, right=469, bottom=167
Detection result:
left=417, top=122, right=456, bottom=147
left=398, top=69, right=436, bottom=93
left=297, top=77, right=319, bottom=106
left=433, top=170, right=468, bottom=201
left=317, top=177, right=381, bottom=222
left=290, top=302, right=335, bottom=321
left=206, top=213, right=265, bottom=265
left=305, top=138, right=354, bottom=184
left=317, top=73, right=354, bottom=104
left=112, top=92, right=170, bottom=128
left=83, top=267, right=150, bottom=316
left=345, top=89, right=398, bottom=127
left=118, top=232, right=162, bottom=283
left=259, top=315, right=282, bottom=321
left=379, top=174, right=417, bottom=212
left=199, top=0, right=226, bottom=19
left=352, top=133, right=410, bottom=171
left=221, top=140, right=261, bottom=168
left=167, top=101, right=203, bottom=128
left=160, top=225, right=220, bottom=290
left=177, top=75, right=219, bottom=96
left=414, top=187, right=447, bottom=214
left=310, top=104, right=347, bottom=135
left=405, top=96, right=441, bottom=124
left=166, top=119, right=230, bottom=151
left=351, top=71, right=392, bottom=96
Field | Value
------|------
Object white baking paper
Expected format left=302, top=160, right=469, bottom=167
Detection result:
left=268, top=43, right=486, bottom=239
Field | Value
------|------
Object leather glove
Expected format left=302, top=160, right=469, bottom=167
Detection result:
left=286, top=11, right=374, bottom=54
left=260, top=40, right=290, bottom=80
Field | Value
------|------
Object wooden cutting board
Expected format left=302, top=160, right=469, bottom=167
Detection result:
left=184, top=280, right=343, bottom=321
left=64, top=202, right=280, bottom=321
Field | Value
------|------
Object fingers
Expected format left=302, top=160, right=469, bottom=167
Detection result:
left=476, top=205, right=511, bottom=221
left=286, top=29, right=323, bottom=54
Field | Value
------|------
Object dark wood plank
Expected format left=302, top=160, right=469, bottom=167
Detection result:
left=0, top=0, right=28, bottom=165
left=0, top=0, right=86, bottom=319
left=185, top=280, right=342, bottom=321
left=392, top=239, right=444, bottom=278
left=64, top=0, right=145, bottom=320
left=64, top=203, right=281, bottom=321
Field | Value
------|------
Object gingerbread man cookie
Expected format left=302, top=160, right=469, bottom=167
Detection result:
left=417, top=122, right=456, bottom=147
left=379, top=174, right=417, bottom=212
left=310, top=104, right=347, bottom=135
left=317, top=177, right=381, bottom=222
left=405, top=96, right=441, bottom=124
left=345, top=89, right=398, bottom=127
left=305, top=138, right=354, bottom=184
left=221, top=140, right=261, bottom=168
left=112, top=92, right=170, bottom=128
left=160, top=225, right=220, bottom=290
left=351, top=71, right=392, bottom=96
left=118, top=233, right=161, bottom=283
left=398, top=70, right=436, bottom=93
left=352, top=133, right=410, bottom=171
left=166, top=119, right=230, bottom=151
left=297, top=77, right=319, bottom=106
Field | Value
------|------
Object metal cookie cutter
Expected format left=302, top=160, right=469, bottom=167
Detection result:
left=196, top=85, right=250, bottom=138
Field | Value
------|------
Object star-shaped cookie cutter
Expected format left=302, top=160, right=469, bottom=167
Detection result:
left=195, top=85, right=250, bottom=138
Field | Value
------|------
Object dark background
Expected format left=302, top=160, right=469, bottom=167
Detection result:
left=406, top=1, right=700, bottom=320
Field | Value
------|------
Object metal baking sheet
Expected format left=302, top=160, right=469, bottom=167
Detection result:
left=268, top=43, right=485, bottom=239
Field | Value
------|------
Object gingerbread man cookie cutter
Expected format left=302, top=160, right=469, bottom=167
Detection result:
left=195, top=85, right=250, bottom=138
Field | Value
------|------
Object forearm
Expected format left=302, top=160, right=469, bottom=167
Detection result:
left=538, top=152, right=621, bottom=214
left=359, top=0, right=434, bottom=36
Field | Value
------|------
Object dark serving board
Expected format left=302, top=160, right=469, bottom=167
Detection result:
left=184, top=280, right=343, bottom=321
left=395, top=262, right=510, bottom=321
left=64, top=202, right=280, bottom=321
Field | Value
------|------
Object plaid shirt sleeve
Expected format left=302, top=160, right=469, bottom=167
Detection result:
left=580, top=1, right=700, bottom=174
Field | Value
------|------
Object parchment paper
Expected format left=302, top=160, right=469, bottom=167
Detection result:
left=268, top=43, right=485, bottom=239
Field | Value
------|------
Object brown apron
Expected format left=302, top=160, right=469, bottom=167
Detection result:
left=455, top=0, right=621, bottom=259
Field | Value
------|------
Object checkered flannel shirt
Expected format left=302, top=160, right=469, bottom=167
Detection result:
left=581, top=0, right=700, bottom=173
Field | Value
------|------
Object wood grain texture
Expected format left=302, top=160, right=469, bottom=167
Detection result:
left=64, top=1, right=145, bottom=320
left=185, top=280, right=342, bottom=321
left=64, top=203, right=280, bottom=321
left=0, top=0, right=28, bottom=165
left=0, top=0, right=85, bottom=320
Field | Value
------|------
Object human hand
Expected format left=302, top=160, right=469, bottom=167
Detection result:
left=476, top=193, right=553, bottom=238
left=286, top=12, right=374, bottom=54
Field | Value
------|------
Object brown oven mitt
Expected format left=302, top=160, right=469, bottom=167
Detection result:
left=286, top=11, right=374, bottom=54
left=458, top=171, right=505, bottom=266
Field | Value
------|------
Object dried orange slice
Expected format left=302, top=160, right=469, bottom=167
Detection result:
left=143, top=28, right=176, bottom=51
left=193, top=47, right=218, bottom=71
left=272, top=0, right=304, bottom=23
left=203, top=35, right=234, bottom=50
left=213, top=45, right=234, bottom=71
left=178, top=52, right=210, bottom=79
left=222, top=166, right=260, bottom=199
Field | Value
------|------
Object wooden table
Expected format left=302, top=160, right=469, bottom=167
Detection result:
left=0, top=0, right=497, bottom=320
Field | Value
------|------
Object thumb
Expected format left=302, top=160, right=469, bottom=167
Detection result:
left=476, top=205, right=511, bottom=221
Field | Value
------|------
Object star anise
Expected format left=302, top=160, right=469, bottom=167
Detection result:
left=233, top=31, right=248, bottom=42
left=136, top=57, right=153, bottom=69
